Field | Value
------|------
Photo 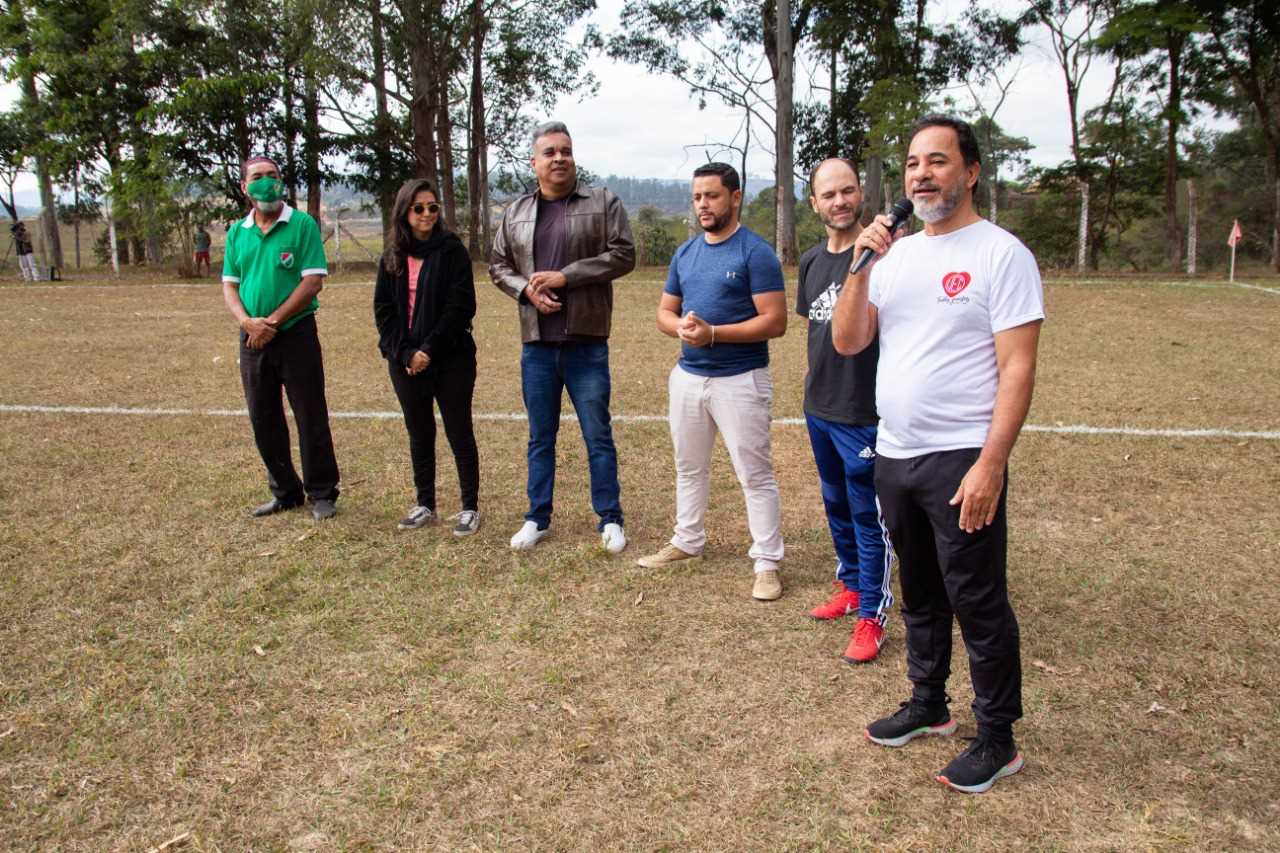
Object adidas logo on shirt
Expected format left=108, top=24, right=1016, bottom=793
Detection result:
left=808, top=280, right=842, bottom=323
left=859, top=446, right=876, bottom=459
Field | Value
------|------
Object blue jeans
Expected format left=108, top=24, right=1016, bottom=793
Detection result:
left=806, top=414, right=893, bottom=621
left=521, top=341, right=623, bottom=530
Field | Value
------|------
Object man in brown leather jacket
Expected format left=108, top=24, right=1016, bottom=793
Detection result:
left=490, top=121, right=637, bottom=553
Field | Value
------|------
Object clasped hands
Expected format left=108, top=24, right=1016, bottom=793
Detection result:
left=241, top=316, right=278, bottom=349
left=677, top=311, right=713, bottom=347
left=406, top=350, right=431, bottom=375
left=525, top=270, right=568, bottom=314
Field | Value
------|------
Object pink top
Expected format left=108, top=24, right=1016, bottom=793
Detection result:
left=407, top=256, right=425, bottom=319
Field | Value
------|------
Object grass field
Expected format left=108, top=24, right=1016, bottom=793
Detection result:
left=1, top=266, right=1278, bottom=850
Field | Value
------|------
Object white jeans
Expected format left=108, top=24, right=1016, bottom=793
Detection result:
left=667, top=365, right=784, bottom=571
left=17, top=253, right=40, bottom=281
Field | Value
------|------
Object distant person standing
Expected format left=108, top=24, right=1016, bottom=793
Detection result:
left=222, top=154, right=341, bottom=521
left=12, top=222, right=40, bottom=282
left=374, top=178, right=481, bottom=536
left=637, top=162, right=788, bottom=602
left=490, top=121, right=636, bottom=553
left=194, top=225, right=212, bottom=276
left=799, top=158, right=893, bottom=663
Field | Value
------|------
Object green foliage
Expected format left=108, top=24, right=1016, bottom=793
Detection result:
left=632, top=206, right=683, bottom=266
left=742, top=185, right=824, bottom=252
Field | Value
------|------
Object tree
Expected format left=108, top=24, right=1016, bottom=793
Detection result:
left=1032, top=0, right=1113, bottom=272
left=1098, top=0, right=1215, bottom=269
left=1192, top=0, right=1280, bottom=270
left=609, top=0, right=813, bottom=264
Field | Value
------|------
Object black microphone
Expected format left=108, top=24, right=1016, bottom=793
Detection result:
left=849, top=198, right=914, bottom=276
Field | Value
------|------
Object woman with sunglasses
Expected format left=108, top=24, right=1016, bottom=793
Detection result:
left=374, top=179, right=481, bottom=535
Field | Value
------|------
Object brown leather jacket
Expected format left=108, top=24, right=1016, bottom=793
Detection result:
left=489, top=182, right=636, bottom=342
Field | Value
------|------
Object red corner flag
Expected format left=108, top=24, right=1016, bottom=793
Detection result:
left=1228, top=220, right=1243, bottom=247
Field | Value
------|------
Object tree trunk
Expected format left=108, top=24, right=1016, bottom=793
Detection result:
left=73, top=171, right=81, bottom=269
left=862, top=155, right=883, bottom=223
left=1272, top=168, right=1280, bottom=271
left=19, top=68, right=64, bottom=271
left=1076, top=178, right=1089, bottom=274
left=990, top=157, right=999, bottom=225
left=408, top=7, right=440, bottom=185
left=828, top=45, right=838, bottom=153
left=106, top=197, right=120, bottom=277
left=466, top=0, right=486, bottom=259
left=773, top=0, right=797, bottom=265
left=283, top=73, right=299, bottom=207
left=1164, top=33, right=1183, bottom=269
left=371, top=0, right=394, bottom=239
left=304, top=69, right=323, bottom=223
left=436, top=77, right=458, bottom=232
left=1185, top=178, right=1196, bottom=276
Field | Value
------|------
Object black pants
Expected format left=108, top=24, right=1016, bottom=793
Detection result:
left=387, top=355, right=479, bottom=512
left=239, top=314, right=340, bottom=503
left=874, top=448, right=1022, bottom=738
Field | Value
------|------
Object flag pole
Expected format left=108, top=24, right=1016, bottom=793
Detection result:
left=1229, top=242, right=1236, bottom=282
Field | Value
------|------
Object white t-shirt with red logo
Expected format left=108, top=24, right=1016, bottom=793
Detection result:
left=868, top=218, right=1044, bottom=459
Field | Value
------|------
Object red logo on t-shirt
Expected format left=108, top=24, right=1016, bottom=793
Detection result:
left=941, top=271, right=971, bottom=297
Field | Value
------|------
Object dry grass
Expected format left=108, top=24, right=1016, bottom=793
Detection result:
left=0, top=266, right=1278, bottom=851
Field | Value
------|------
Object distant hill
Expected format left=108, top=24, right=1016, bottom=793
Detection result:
left=600, top=175, right=773, bottom=215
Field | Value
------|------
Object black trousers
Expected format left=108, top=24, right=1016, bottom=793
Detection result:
left=387, top=355, right=479, bottom=512
left=239, top=314, right=340, bottom=503
left=874, top=447, right=1022, bottom=737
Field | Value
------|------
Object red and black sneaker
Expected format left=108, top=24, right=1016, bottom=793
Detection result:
left=808, top=581, right=859, bottom=620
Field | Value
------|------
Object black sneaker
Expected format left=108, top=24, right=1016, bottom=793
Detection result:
left=936, top=737, right=1024, bottom=793
left=865, top=699, right=957, bottom=747
left=251, top=497, right=303, bottom=517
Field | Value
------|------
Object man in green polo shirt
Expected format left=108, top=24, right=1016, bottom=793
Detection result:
left=222, top=154, right=340, bottom=520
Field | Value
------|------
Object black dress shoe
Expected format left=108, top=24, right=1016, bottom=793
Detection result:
left=250, top=497, right=303, bottom=517
left=311, top=498, right=337, bottom=520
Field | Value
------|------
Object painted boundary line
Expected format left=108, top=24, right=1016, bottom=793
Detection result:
left=2, top=403, right=1277, bottom=441
left=6, top=278, right=1280, bottom=294
left=1231, top=280, right=1280, bottom=295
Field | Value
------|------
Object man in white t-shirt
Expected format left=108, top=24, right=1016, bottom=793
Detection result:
left=832, top=115, right=1044, bottom=794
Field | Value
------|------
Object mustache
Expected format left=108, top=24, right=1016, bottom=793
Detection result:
left=912, top=184, right=940, bottom=193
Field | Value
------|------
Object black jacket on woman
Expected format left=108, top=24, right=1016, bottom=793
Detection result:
left=374, top=228, right=476, bottom=368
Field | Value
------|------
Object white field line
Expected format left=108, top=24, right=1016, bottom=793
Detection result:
left=1231, top=280, right=1280, bottom=295
left=0, top=280, right=375, bottom=292
left=2, top=403, right=1277, bottom=440
left=7, top=277, right=1279, bottom=293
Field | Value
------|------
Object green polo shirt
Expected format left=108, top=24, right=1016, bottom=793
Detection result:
left=222, top=204, right=328, bottom=330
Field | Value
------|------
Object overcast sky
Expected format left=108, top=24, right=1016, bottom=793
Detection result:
left=4, top=0, right=1154, bottom=196
left=553, top=0, right=1123, bottom=182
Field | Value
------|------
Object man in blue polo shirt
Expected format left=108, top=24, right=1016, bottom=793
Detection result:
left=222, top=154, right=340, bottom=520
left=637, top=162, right=788, bottom=601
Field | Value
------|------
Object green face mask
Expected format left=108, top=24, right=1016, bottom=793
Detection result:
left=246, top=176, right=284, bottom=203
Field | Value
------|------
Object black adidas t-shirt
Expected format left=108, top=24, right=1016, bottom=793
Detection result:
left=796, top=242, right=879, bottom=425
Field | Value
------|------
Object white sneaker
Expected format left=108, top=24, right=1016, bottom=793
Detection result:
left=397, top=505, right=436, bottom=530
left=509, top=521, right=549, bottom=551
left=601, top=523, right=627, bottom=554
left=449, top=510, right=481, bottom=537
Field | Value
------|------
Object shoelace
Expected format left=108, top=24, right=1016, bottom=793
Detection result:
left=449, top=511, right=477, bottom=526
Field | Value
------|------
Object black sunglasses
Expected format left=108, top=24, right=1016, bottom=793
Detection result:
left=411, top=202, right=441, bottom=215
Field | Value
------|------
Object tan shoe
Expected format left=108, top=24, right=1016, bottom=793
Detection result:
left=752, top=569, right=783, bottom=601
left=636, top=543, right=701, bottom=569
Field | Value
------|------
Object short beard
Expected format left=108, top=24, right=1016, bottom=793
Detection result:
left=820, top=209, right=859, bottom=231
left=254, top=199, right=283, bottom=214
left=913, top=183, right=962, bottom=224
left=699, top=211, right=733, bottom=234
